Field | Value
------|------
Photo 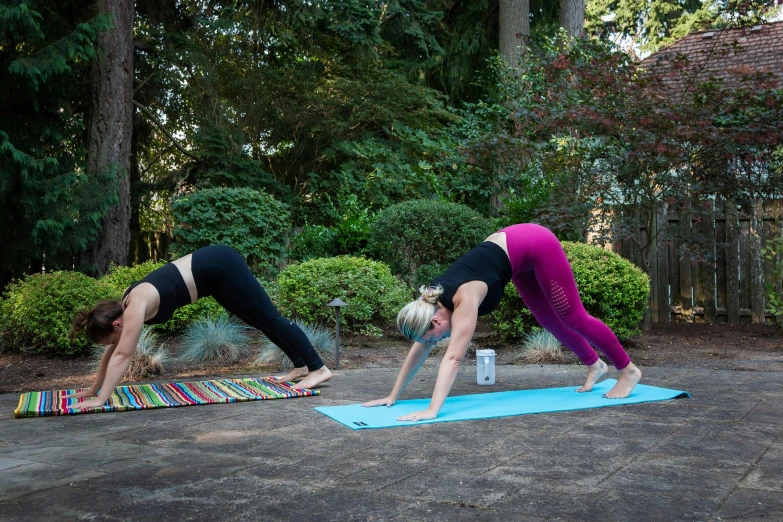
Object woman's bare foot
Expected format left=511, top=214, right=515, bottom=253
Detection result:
left=294, top=366, right=332, bottom=389
left=604, top=362, right=642, bottom=399
left=274, top=366, right=309, bottom=383
left=576, top=359, right=607, bottom=392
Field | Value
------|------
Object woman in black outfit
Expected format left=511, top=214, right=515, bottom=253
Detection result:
left=69, top=245, right=331, bottom=409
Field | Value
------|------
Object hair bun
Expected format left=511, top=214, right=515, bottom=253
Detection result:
left=418, top=285, right=444, bottom=305
left=70, top=309, right=90, bottom=340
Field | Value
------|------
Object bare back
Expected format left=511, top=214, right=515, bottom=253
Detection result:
left=122, top=254, right=198, bottom=323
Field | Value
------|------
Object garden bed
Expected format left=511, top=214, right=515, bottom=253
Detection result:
left=1, top=322, right=781, bottom=394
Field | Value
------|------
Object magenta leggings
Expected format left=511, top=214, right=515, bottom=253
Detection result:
left=501, top=224, right=631, bottom=370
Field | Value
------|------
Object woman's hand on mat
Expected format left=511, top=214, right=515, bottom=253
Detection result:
left=66, top=398, right=106, bottom=411
left=362, top=396, right=396, bottom=408
left=64, top=389, right=96, bottom=400
left=397, top=409, right=437, bottom=422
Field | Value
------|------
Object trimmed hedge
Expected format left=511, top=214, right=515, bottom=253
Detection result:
left=490, top=242, right=650, bottom=341
left=276, top=256, right=409, bottom=333
left=368, top=199, right=494, bottom=285
left=0, top=272, right=116, bottom=355
left=171, top=187, right=290, bottom=278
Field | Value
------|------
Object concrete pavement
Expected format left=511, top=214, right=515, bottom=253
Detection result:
left=1, top=364, right=781, bottom=521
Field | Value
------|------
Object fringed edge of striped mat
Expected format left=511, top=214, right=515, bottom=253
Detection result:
left=14, top=377, right=319, bottom=418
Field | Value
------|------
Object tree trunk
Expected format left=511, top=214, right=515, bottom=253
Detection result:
left=499, top=0, right=529, bottom=71
left=494, top=0, right=529, bottom=211
left=129, top=110, right=141, bottom=233
left=559, top=0, right=584, bottom=38
left=81, top=0, right=134, bottom=275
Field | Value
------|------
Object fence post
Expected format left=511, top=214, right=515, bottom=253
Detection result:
left=656, top=209, right=670, bottom=323
left=703, top=201, right=717, bottom=322
left=749, top=200, right=765, bottom=323
left=678, top=208, right=693, bottom=322
left=726, top=202, right=741, bottom=323
left=647, top=212, right=659, bottom=323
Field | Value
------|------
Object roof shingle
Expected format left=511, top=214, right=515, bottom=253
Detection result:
left=639, top=21, right=783, bottom=93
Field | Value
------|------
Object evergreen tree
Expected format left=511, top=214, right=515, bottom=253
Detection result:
left=80, top=0, right=135, bottom=275
left=0, top=1, right=113, bottom=287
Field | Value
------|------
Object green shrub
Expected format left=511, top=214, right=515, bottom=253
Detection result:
left=171, top=187, right=290, bottom=278
left=257, top=278, right=279, bottom=307
left=100, top=261, right=226, bottom=333
left=411, top=262, right=450, bottom=292
left=101, top=260, right=166, bottom=294
left=0, top=271, right=116, bottom=355
left=290, top=224, right=336, bottom=261
left=324, top=194, right=374, bottom=256
left=158, top=298, right=227, bottom=333
left=490, top=285, right=537, bottom=341
left=368, top=199, right=494, bottom=284
left=291, top=194, right=374, bottom=260
left=276, top=256, right=410, bottom=332
left=490, top=242, right=650, bottom=341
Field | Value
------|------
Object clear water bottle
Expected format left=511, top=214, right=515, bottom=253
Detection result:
left=476, top=349, right=496, bottom=385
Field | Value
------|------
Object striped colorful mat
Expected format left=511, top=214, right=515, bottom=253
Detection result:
left=14, top=377, right=319, bottom=418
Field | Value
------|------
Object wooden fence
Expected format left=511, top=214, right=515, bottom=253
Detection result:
left=609, top=200, right=782, bottom=324
left=128, top=231, right=171, bottom=265
left=128, top=230, right=172, bottom=265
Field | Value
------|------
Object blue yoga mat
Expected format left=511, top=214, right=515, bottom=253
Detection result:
left=314, top=379, right=690, bottom=430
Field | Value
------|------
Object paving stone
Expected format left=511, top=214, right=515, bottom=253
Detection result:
left=0, top=366, right=781, bottom=521
left=714, top=488, right=783, bottom=521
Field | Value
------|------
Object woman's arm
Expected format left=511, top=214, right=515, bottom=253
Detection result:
left=362, top=341, right=433, bottom=407
left=397, top=301, right=479, bottom=421
left=70, top=305, right=145, bottom=409
left=64, top=344, right=116, bottom=399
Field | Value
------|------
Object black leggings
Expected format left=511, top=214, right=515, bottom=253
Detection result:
left=191, top=245, right=324, bottom=371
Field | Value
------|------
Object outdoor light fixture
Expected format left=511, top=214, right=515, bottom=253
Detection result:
left=327, top=298, right=347, bottom=370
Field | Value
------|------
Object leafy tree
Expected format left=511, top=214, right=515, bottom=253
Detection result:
left=129, top=1, right=457, bottom=227
left=585, top=0, right=780, bottom=58
left=0, top=1, right=113, bottom=288
left=459, top=33, right=783, bottom=275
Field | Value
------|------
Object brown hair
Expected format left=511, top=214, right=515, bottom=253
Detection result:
left=71, top=301, right=124, bottom=343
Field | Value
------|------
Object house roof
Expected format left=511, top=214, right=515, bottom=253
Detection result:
left=638, top=21, right=783, bottom=93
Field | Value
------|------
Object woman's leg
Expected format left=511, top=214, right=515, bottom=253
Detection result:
left=197, top=246, right=331, bottom=387
left=531, top=240, right=641, bottom=398
left=512, top=272, right=607, bottom=392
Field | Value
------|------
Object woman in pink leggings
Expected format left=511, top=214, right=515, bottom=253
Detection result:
left=364, top=223, right=642, bottom=422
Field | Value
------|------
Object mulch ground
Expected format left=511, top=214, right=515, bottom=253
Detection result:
left=1, top=322, right=781, bottom=394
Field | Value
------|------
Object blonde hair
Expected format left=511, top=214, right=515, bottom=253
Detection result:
left=396, top=285, right=444, bottom=341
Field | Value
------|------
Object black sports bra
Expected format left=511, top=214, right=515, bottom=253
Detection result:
left=122, top=263, right=192, bottom=325
left=431, top=242, right=512, bottom=316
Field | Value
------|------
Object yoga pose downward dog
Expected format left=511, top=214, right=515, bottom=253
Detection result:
left=363, top=223, right=642, bottom=421
left=68, top=245, right=331, bottom=410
